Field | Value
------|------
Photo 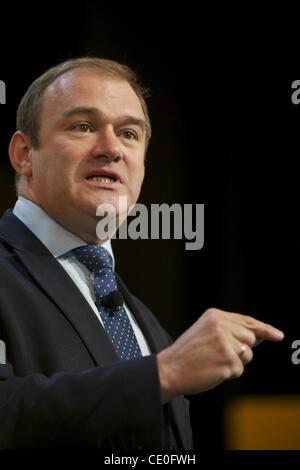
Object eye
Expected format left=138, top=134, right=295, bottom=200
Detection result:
left=121, top=130, right=137, bottom=140
left=73, top=122, right=93, bottom=133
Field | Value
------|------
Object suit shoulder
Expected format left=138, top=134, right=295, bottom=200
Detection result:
left=0, top=240, right=24, bottom=284
left=0, top=240, right=14, bottom=262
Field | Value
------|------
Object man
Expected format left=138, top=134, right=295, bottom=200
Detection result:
left=0, top=57, right=284, bottom=449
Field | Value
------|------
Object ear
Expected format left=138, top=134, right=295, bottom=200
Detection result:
left=9, top=131, right=33, bottom=177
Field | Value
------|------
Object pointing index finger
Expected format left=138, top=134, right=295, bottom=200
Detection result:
left=224, top=312, right=285, bottom=343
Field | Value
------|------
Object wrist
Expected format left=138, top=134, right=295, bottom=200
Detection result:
left=157, top=348, right=178, bottom=404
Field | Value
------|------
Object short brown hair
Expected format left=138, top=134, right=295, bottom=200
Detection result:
left=16, top=57, right=152, bottom=148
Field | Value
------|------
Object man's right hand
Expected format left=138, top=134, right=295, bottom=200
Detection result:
left=157, top=308, right=284, bottom=403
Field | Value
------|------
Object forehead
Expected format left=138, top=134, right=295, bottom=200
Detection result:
left=41, top=69, right=144, bottom=120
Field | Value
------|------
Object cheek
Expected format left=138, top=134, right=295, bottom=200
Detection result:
left=130, top=159, right=145, bottom=187
left=36, top=145, right=80, bottom=185
left=128, top=167, right=144, bottom=205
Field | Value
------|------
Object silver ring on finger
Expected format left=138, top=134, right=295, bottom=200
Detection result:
left=238, top=344, right=246, bottom=358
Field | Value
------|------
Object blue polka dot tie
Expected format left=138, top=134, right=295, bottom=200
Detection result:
left=73, top=245, right=142, bottom=360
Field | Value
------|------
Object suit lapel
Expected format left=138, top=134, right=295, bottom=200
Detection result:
left=0, top=211, right=119, bottom=366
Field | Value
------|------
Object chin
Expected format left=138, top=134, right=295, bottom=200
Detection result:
left=78, top=191, right=131, bottom=217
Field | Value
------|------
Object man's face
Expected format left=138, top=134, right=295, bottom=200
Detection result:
left=28, top=69, right=146, bottom=239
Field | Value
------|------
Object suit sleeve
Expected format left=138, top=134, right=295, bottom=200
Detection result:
left=0, top=355, right=164, bottom=449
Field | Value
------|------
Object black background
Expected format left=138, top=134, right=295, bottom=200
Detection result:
left=0, top=3, right=297, bottom=454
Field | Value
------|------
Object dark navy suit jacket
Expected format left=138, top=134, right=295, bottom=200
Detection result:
left=0, top=210, right=192, bottom=449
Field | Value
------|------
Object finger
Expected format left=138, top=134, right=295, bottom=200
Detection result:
left=223, top=311, right=284, bottom=342
left=223, top=321, right=256, bottom=348
left=234, top=341, right=253, bottom=366
left=253, top=337, right=264, bottom=347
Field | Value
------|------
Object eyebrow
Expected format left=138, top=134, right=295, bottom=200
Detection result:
left=62, top=106, right=147, bottom=134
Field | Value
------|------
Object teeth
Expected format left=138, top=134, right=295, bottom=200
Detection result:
left=87, top=176, right=115, bottom=183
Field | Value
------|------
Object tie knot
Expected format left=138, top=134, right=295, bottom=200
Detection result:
left=73, top=244, right=113, bottom=272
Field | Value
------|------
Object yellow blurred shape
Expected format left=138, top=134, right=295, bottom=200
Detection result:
left=224, top=395, right=300, bottom=449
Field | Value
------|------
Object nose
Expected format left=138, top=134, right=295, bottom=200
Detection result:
left=90, top=127, right=122, bottom=162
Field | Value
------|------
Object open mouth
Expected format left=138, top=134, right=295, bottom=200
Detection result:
left=84, top=169, right=122, bottom=185
left=86, top=175, right=117, bottom=184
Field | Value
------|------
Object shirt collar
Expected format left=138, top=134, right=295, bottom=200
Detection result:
left=13, top=197, right=115, bottom=270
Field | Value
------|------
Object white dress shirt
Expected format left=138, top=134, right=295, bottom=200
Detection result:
left=13, top=197, right=150, bottom=356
